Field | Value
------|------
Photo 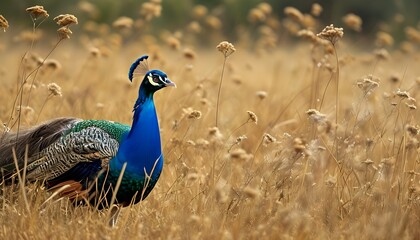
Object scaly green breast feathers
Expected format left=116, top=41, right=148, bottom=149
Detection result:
left=68, top=120, right=130, bottom=142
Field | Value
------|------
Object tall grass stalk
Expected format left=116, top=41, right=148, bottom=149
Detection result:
left=215, top=56, right=226, bottom=127
left=215, top=41, right=235, bottom=127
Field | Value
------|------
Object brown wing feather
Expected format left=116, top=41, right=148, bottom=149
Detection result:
left=48, top=180, right=90, bottom=201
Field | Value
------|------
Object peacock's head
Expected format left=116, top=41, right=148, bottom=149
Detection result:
left=128, top=55, right=176, bottom=93
left=141, top=69, right=175, bottom=92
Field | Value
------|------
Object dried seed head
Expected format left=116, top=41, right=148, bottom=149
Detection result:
left=192, top=5, right=208, bottom=18
left=317, top=24, right=344, bottom=44
left=167, top=36, right=181, bottom=50
left=389, top=73, right=401, bottom=83
left=112, top=16, right=133, bottom=29
left=263, top=133, right=276, bottom=146
left=311, top=3, right=323, bottom=17
left=196, top=138, right=209, bottom=147
left=47, top=83, right=62, bottom=96
left=375, top=32, right=394, bottom=47
left=183, top=48, right=196, bottom=59
left=205, top=16, right=221, bottom=30
left=374, top=48, right=390, bottom=60
left=247, top=111, right=258, bottom=124
left=235, top=135, right=247, bottom=144
left=342, top=13, right=362, bottom=32
left=200, top=98, right=210, bottom=106
left=89, top=47, right=101, bottom=57
left=140, top=1, right=162, bottom=21
left=78, top=1, right=98, bottom=18
left=54, top=14, right=78, bottom=27
left=284, top=6, right=304, bottom=23
left=293, top=137, right=306, bottom=153
left=297, top=29, right=317, bottom=43
left=2, top=123, right=10, bottom=133
left=248, top=8, right=266, bottom=23
left=265, top=17, right=280, bottom=30
left=395, top=89, right=415, bottom=101
left=357, top=75, right=379, bottom=95
left=186, top=140, right=195, bottom=146
left=229, top=148, right=246, bottom=159
left=301, top=14, right=316, bottom=29
left=259, top=25, right=274, bottom=36
left=26, top=5, right=49, bottom=19
left=362, top=159, right=374, bottom=165
left=0, top=15, right=9, bottom=32
left=406, top=125, right=419, bottom=137
left=232, top=75, right=242, bottom=85
left=57, top=27, right=73, bottom=40
left=400, top=41, right=414, bottom=53
left=208, top=127, right=223, bottom=139
left=28, top=53, right=44, bottom=67
left=255, top=90, right=268, bottom=100
left=229, top=148, right=253, bottom=161
left=405, top=26, right=420, bottom=43
left=216, top=41, right=236, bottom=58
left=188, top=21, right=201, bottom=33
left=182, top=107, right=198, bottom=119
left=43, top=59, right=62, bottom=70
left=306, top=109, right=326, bottom=123
left=405, top=103, right=417, bottom=110
left=258, top=3, right=272, bottom=15
left=187, top=172, right=199, bottom=181
left=188, top=110, right=202, bottom=119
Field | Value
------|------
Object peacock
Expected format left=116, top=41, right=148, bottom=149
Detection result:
left=0, top=55, right=175, bottom=223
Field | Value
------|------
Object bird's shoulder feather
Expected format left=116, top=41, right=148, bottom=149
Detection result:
left=25, top=120, right=130, bottom=181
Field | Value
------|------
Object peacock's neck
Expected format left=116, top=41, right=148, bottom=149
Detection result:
left=112, top=88, right=163, bottom=179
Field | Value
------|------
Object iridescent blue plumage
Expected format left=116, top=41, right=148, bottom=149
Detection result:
left=101, top=79, right=165, bottom=206
left=0, top=54, right=175, bottom=210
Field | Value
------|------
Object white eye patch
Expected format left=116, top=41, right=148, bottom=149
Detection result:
left=147, top=73, right=160, bottom=86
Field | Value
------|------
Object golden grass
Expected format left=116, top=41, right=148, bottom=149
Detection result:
left=1, top=4, right=419, bottom=239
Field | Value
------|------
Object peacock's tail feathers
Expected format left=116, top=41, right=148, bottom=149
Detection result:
left=0, top=119, right=130, bottom=184
left=0, top=117, right=80, bottom=178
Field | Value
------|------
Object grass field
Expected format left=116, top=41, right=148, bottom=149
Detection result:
left=0, top=4, right=419, bottom=239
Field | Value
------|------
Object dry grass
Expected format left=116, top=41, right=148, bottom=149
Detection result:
left=1, top=4, right=419, bottom=239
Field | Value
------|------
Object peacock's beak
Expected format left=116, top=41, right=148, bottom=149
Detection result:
left=165, top=78, right=176, bottom=88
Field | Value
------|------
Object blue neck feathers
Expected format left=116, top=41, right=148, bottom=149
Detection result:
left=112, top=87, right=163, bottom=179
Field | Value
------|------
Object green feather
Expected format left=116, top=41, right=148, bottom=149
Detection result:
left=68, top=120, right=130, bottom=142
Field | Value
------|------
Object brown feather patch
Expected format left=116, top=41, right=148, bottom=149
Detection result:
left=49, top=180, right=89, bottom=201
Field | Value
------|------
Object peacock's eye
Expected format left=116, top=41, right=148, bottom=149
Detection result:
left=152, top=76, right=160, bottom=83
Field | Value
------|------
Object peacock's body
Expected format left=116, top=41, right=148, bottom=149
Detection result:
left=0, top=55, right=175, bottom=209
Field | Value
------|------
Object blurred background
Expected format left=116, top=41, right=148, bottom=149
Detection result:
left=2, top=0, right=420, bottom=48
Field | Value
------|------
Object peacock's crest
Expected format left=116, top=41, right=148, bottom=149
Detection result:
left=128, top=55, right=149, bottom=81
